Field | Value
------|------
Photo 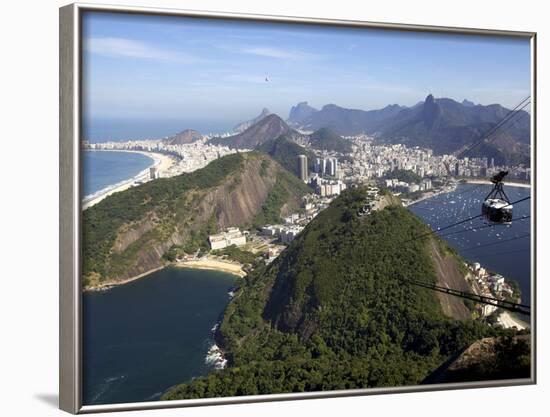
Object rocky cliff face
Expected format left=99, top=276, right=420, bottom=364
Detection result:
left=288, top=101, right=318, bottom=125
left=424, top=335, right=531, bottom=383
left=83, top=152, right=309, bottom=287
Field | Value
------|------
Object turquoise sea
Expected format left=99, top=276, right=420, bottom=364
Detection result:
left=83, top=150, right=154, bottom=198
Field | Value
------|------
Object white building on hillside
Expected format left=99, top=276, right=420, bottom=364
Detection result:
left=209, top=227, right=247, bottom=250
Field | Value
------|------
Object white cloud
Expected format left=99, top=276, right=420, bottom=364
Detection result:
left=239, top=46, right=321, bottom=60
left=85, top=37, right=197, bottom=63
left=223, top=73, right=269, bottom=84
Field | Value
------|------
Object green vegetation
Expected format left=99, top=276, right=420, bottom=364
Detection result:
left=83, top=152, right=309, bottom=285
left=259, top=159, right=270, bottom=177
left=383, top=169, right=422, bottom=184
left=425, top=336, right=530, bottom=383
left=83, top=154, right=245, bottom=280
left=211, top=245, right=258, bottom=265
left=163, top=188, right=524, bottom=400
left=252, top=170, right=310, bottom=228
left=257, top=135, right=316, bottom=177
left=505, top=279, right=522, bottom=303
left=309, top=128, right=353, bottom=153
left=162, top=245, right=181, bottom=262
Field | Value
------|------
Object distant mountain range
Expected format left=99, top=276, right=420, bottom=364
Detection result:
left=209, top=112, right=354, bottom=159
left=197, top=94, right=530, bottom=165
left=376, top=95, right=530, bottom=165
left=288, top=102, right=405, bottom=135
left=286, top=95, right=531, bottom=165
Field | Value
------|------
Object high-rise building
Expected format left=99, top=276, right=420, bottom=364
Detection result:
left=150, top=167, right=159, bottom=180
left=314, top=158, right=323, bottom=173
left=298, top=155, right=308, bottom=182
left=326, top=157, right=338, bottom=176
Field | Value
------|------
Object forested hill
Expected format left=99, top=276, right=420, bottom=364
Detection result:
left=256, top=135, right=316, bottom=178
left=308, top=128, right=353, bottom=153
left=82, top=152, right=310, bottom=288
left=163, top=188, right=523, bottom=400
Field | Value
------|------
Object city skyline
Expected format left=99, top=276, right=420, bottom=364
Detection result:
left=83, top=12, right=531, bottom=125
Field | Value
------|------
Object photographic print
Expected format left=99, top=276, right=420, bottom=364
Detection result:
left=75, top=7, right=534, bottom=409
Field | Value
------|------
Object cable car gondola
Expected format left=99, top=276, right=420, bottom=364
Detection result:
left=482, top=170, right=513, bottom=224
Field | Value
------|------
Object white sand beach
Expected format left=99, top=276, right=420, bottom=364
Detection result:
left=175, top=258, right=246, bottom=277
left=85, top=258, right=245, bottom=292
left=82, top=150, right=176, bottom=210
left=497, top=311, right=529, bottom=330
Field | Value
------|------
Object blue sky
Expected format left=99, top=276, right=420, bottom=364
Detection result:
left=82, top=12, right=531, bottom=126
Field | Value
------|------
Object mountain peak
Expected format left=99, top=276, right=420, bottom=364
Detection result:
left=288, top=101, right=318, bottom=124
left=234, top=108, right=272, bottom=133
left=163, top=129, right=203, bottom=145
left=422, top=94, right=440, bottom=128
left=211, top=113, right=292, bottom=149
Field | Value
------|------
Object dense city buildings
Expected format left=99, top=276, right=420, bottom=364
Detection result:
left=343, top=135, right=529, bottom=184
left=85, top=137, right=239, bottom=178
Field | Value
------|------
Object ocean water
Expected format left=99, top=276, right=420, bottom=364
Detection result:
left=83, top=150, right=154, bottom=198
left=83, top=267, right=236, bottom=405
left=83, top=118, right=233, bottom=142
left=409, top=183, right=531, bottom=306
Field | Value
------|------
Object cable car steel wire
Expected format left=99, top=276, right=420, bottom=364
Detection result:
left=357, top=96, right=532, bottom=313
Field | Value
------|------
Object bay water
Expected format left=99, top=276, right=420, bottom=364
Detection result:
left=83, top=267, right=236, bottom=405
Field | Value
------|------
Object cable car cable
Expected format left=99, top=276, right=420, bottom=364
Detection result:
left=456, top=96, right=531, bottom=159
left=459, top=233, right=530, bottom=252
left=438, top=215, right=530, bottom=238
left=402, top=195, right=530, bottom=243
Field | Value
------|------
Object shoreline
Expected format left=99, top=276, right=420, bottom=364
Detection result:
left=84, top=258, right=245, bottom=292
left=497, top=310, right=530, bottom=330
left=464, top=179, right=531, bottom=188
left=82, top=149, right=177, bottom=210
left=84, top=265, right=167, bottom=292
left=404, top=185, right=457, bottom=207
left=407, top=178, right=530, bottom=208
left=174, top=258, right=246, bottom=278
left=409, top=182, right=531, bottom=327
